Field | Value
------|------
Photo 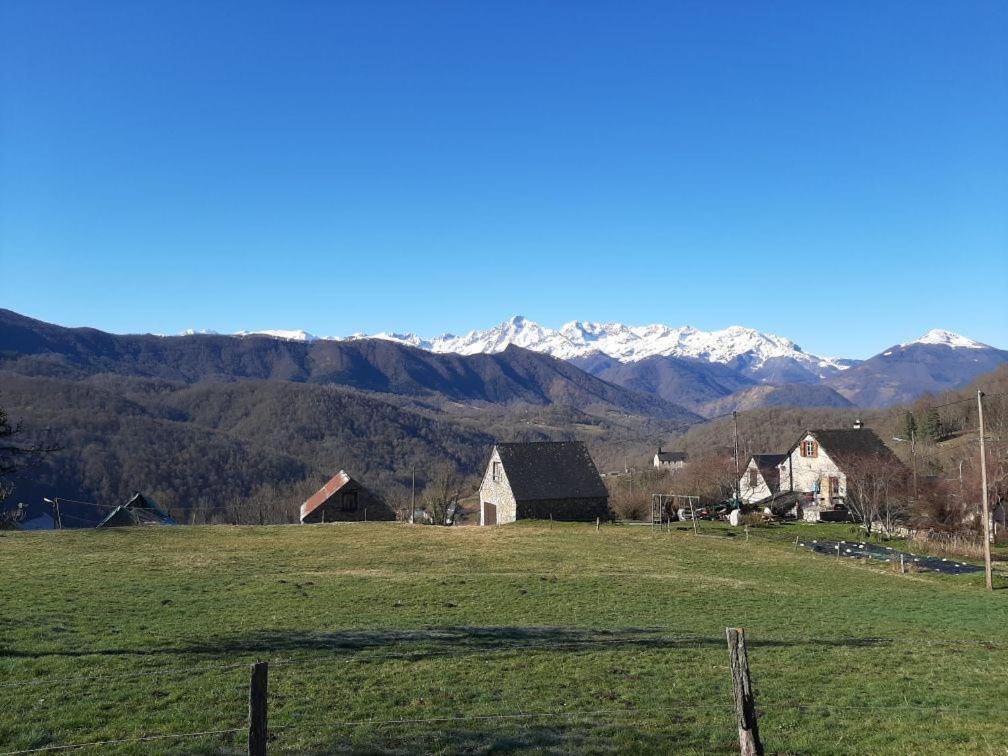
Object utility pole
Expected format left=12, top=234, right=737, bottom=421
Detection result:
left=958, top=459, right=965, bottom=510
left=46, top=497, right=63, bottom=530
left=733, top=412, right=741, bottom=502
left=978, top=390, right=993, bottom=591
left=910, top=429, right=919, bottom=502
left=410, top=465, right=415, bottom=525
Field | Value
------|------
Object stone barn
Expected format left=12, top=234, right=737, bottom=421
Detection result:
left=478, top=441, right=611, bottom=526
left=300, top=470, right=395, bottom=523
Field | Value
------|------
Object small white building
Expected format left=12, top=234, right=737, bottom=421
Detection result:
left=739, top=454, right=787, bottom=504
left=653, top=447, right=688, bottom=471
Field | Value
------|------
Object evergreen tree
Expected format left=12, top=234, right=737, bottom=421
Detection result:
left=901, top=411, right=918, bottom=441
left=921, top=407, right=943, bottom=442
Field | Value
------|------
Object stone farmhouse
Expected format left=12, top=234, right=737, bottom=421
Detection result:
left=739, top=426, right=906, bottom=521
left=479, top=441, right=611, bottom=525
left=300, top=470, right=395, bottom=523
left=653, top=447, right=688, bottom=470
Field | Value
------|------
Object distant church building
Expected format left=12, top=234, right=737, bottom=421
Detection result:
left=653, top=447, right=688, bottom=470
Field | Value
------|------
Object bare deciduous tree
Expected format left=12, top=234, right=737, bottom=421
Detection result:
left=0, top=406, right=60, bottom=503
left=423, top=465, right=465, bottom=525
left=844, top=453, right=908, bottom=535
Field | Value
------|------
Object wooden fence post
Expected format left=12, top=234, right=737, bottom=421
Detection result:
left=726, top=628, right=763, bottom=756
left=248, top=661, right=268, bottom=756
left=596, top=516, right=600, bottom=532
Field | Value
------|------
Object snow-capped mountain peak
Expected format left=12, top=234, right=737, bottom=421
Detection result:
left=902, top=329, right=988, bottom=350
left=180, top=328, right=220, bottom=336
left=369, top=331, right=431, bottom=349
left=369, top=316, right=841, bottom=376
left=235, top=329, right=318, bottom=342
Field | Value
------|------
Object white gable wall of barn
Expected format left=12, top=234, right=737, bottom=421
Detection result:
left=478, top=447, right=518, bottom=525
left=739, top=458, right=773, bottom=504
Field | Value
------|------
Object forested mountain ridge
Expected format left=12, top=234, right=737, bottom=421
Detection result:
left=0, top=310, right=696, bottom=521
left=697, top=383, right=854, bottom=417
left=571, top=353, right=756, bottom=412
left=0, top=309, right=697, bottom=422
left=824, top=339, right=1008, bottom=408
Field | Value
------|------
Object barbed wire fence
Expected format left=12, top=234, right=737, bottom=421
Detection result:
left=2, top=627, right=1007, bottom=755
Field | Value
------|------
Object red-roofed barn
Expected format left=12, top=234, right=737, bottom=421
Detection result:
left=300, top=470, right=396, bottom=524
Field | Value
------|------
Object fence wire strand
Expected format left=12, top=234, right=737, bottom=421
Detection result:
left=0, top=727, right=244, bottom=755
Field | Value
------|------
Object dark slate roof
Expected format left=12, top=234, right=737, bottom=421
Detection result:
left=790, top=429, right=906, bottom=473
left=750, top=454, right=787, bottom=475
left=656, top=451, right=688, bottom=462
left=97, top=493, right=176, bottom=528
left=496, top=441, right=608, bottom=501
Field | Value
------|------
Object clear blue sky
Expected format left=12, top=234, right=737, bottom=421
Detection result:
left=2, top=1, right=1006, bottom=358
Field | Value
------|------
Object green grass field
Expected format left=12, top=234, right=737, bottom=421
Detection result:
left=2, top=521, right=1007, bottom=754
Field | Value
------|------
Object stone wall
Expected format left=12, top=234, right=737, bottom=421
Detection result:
left=478, top=448, right=517, bottom=525
left=782, top=434, right=847, bottom=506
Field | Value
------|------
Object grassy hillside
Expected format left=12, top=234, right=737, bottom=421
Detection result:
left=1, top=521, right=1006, bottom=754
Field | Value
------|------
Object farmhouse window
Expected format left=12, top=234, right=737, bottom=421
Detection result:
left=492, top=461, right=501, bottom=482
left=801, top=439, right=818, bottom=458
left=828, top=476, right=840, bottom=496
left=748, top=469, right=758, bottom=487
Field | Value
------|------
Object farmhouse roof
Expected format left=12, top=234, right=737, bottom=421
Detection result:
left=96, top=492, right=176, bottom=528
left=300, top=470, right=354, bottom=522
left=750, top=453, right=787, bottom=475
left=789, top=429, right=905, bottom=473
left=495, top=441, right=607, bottom=501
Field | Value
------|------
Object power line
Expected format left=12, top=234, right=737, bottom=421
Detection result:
left=927, top=390, right=1007, bottom=412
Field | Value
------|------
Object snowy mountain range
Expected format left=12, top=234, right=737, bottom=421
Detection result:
left=365, top=316, right=857, bottom=375
left=175, top=316, right=1004, bottom=408
left=199, top=315, right=859, bottom=369
left=202, top=316, right=991, bottom=373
